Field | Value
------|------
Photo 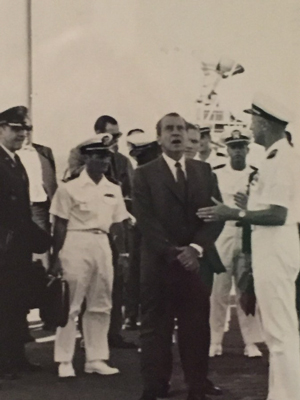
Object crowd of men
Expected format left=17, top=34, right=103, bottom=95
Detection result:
left=0, top=92, right=299, bottom=400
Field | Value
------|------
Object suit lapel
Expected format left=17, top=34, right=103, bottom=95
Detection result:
left=0, top=147, right=29, bottom=186
left=0, top=146, right=16, bottom=169
left=159, top=156, right=186, bottom=204
left=185, top=159, right=208, bottom=206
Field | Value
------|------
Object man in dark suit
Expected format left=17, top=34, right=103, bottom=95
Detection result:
left=133, top=113, right=225, bottom=400
left=0, top=106, right=40, bottom=378
left=124, top=130, right=162, bottom=330
left=94, top=115, right=135, bottom=348
left=32, top=143, right=57, bottom=202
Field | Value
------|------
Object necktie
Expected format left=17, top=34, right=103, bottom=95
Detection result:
left=175, top=161, right=187, bottom=200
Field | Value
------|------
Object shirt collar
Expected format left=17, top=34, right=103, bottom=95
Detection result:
left=20, top=143, right=36, bottom=152
left=162, top=152, right=186, bottom=169
left=0, top=144, right=15, bottom=160
left=265, top=138, right=287, bottom=157
left=78, top=168, right=111, bottom=188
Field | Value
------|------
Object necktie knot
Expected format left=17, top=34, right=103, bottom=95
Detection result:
left=175, top=161, right=182, bottom=169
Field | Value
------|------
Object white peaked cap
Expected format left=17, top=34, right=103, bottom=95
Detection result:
left=244, top=92, right=294, bottom=124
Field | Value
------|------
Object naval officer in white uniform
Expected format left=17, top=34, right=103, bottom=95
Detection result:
left=50, top=134, right=128, bottom=379
left=197, top=92, right=300, bottom=400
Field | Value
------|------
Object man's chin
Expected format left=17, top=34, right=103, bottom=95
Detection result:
left=184, top=151, right=196, bottom=159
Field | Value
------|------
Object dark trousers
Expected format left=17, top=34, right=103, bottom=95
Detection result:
left=125, top=225, right=141, bottom=320
left=108, top=237, right=124, bottom=340
left=31, top=200, right=51, bottom=271
left=296, top=272, right=300, bottom=322
left=0, top=264, right=30, bottom=371
left=140, top=256, right=213, bottom=395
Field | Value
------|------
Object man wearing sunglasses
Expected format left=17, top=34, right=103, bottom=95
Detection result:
left=0, top=106, right=42, bottom=378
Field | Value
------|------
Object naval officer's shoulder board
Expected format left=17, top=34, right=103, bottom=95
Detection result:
left=212, top=164, right=226, bottom=171
left=266, top=149, right=278, bottom=160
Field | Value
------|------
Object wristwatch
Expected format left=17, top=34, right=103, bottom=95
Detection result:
left=238, top=210, right=246, bottom=219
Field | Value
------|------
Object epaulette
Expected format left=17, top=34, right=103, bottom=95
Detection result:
left=213, top=164, right=226, bottom=170
left=61, top=169, right=80, bottom=182
left=216, top=152, right=226, bottom=157
left=267, top=149, right=278, bottom=160
left=250, top=165, right=258, bottom=171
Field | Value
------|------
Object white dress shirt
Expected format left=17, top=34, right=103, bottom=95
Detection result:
left=18, top=145, right=48, bottom=202
left=162, top=152, right=186, bottom=180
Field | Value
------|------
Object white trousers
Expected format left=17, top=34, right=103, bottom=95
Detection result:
left=210, top=225, right=263, bottom=345
left=54, top=231, right=113, bottom=363
left=252, top=225, right=300, bottom=400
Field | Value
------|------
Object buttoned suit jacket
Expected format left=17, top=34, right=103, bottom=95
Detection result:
left=133, top=155, right=225, bottom=284
left=32, top=143, right=57, bottom=200
left=0, top=146, right=32, bottom=266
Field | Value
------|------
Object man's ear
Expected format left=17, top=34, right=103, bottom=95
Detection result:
left=157, top=134, right=162, bottom=146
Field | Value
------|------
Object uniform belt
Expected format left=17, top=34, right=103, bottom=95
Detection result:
left=69, top=228, right=107, bottom=235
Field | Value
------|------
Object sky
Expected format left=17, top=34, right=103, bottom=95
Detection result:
left=1, top=0, right=300, bottom=174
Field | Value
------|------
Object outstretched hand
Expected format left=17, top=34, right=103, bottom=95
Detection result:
left=196, top=197, right=234, bottom=222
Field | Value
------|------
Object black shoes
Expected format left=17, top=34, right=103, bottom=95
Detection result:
left=108, top=335, right=137, bottom=349
left=124, top=317, right=139, bottom=331
left=205, top=379, right=223, bottom=396
left=18, top=360, right=42, bottom=372
left=0, top=366, right=21, bottom=380
left=139, top=381, right=170, bottom=400
left=139, top=394, right=156, bottom=400
left=187, top=393, right=212, bottom=400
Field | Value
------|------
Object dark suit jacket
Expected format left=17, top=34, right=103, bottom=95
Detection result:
left=0, top=146, right=32, bottom=264
left=133, top=156, right=225, bottom=276
left=110, top=151, right=133, bottom=211
left=32, top=143, right=57, bottom=200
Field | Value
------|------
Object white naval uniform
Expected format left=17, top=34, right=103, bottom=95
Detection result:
left=248, top=138, right=300, bottom=400
left=50, top=170, right=128, bottom=363
left=210, top=164, right=263, bottom=346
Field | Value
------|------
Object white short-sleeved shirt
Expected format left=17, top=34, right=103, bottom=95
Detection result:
left=248, top=138, right=300, bottom=225
left=246, top=142, right=265, bottom=170
left=50, top=169, right=128, bottom=232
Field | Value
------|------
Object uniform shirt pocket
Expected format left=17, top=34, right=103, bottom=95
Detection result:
left=103, top=193, right=117, bottom=206
left=72, top=197, right=95, bottom=223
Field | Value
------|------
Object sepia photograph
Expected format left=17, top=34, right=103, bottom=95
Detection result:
left=0, top=1, right=299, bottom=399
